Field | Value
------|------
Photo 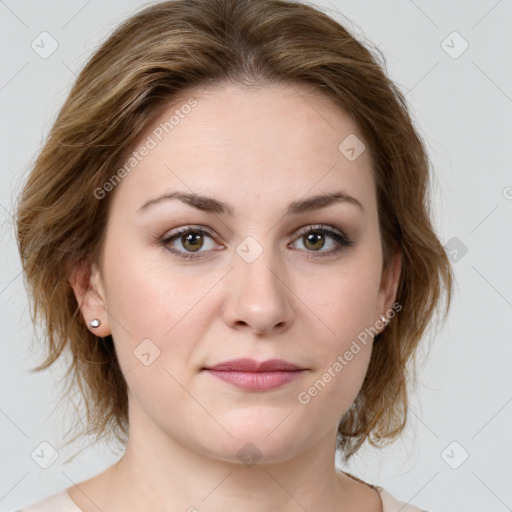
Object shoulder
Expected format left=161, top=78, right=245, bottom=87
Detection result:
left=16, top=489, right=80, bottom=512
left=375, top=486, right=430, bottom=512
left=340, top=471, right=429, bottom=512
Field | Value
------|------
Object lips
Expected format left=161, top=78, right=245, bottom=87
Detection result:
left=204, top=358, right=304, bottom=372
left=202, top=358, right=306, bottom=391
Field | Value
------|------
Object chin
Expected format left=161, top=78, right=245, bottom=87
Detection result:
left=199, top=423, right=308, bottom=466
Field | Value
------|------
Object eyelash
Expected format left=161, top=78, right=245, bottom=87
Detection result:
left=159, top=224, right=354, bottom=261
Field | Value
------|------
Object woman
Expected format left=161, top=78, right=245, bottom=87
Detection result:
left=14, top=0, right=452, bottom=510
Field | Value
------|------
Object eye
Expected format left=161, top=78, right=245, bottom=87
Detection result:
left=290, top=224, right=354, bottom=257
left=160, top=224, right=354, bottom=261
left=160, top=226, right=220, bottom=260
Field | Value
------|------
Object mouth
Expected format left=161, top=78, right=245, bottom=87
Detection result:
left=202, top=358, right=307, bottom=391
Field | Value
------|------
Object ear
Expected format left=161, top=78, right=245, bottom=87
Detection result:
left=69, top=261, right=110, bottom=336
left=376, top=244, right=402, bottom=328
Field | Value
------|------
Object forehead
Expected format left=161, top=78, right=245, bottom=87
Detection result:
left=109, top=82, right=375, bottom=215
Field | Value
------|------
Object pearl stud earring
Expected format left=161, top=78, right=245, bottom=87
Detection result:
left=90, top=319, right=101, bottom=328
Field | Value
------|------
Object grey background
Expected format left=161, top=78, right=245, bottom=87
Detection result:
left=1, top=1, right=511, bottom=511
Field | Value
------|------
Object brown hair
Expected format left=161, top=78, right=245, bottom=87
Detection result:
left=15, top=0, right=452, bottom=463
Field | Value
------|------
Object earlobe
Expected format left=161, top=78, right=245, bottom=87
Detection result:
left=68, top=261, right=110, bottom=336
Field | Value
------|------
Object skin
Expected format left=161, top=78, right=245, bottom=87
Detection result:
left=69, top=82, right=402, bottom=512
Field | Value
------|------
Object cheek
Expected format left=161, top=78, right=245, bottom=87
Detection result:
left=103, top=237, right=190, bottom=335
left=101, top=250, right=200, bottom=422
left=300, top=257, right=382, bottom=346
left=289, top=260, right=382, bottom=413
left=100, top=242, right=172, bottom=366
left=101, top=239, right=219, bottom=381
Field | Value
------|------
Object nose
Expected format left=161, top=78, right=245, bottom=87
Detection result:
left=221, top=247, right=295, bottom=335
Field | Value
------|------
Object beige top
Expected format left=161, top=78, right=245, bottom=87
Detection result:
left=15, top=485, right=428, bottom=512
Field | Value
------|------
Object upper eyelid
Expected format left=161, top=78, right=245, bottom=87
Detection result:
left=164, top=224, right=344, bottom=239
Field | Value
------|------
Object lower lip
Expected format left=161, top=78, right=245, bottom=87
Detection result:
left=204, top=370, right=305, bottom=390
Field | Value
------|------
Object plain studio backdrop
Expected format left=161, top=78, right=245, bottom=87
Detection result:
left=0, top=1, right=510, bottom=511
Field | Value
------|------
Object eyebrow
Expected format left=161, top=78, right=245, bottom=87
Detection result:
left=136, top=190, right=364, bottom=216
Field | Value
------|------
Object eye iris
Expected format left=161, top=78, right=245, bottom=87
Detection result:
left=304, top=232, right=325, bottom=251
left=182, top=232, right=203, bottom=252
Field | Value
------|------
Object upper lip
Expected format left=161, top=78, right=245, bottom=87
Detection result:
left=204, top=358, right=304, bottom=372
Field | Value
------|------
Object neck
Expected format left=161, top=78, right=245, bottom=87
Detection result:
left=75, top=401, right=371, bottom=512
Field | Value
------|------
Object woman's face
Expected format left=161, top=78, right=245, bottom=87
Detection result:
left=74, top=82, right=401, bottom=464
